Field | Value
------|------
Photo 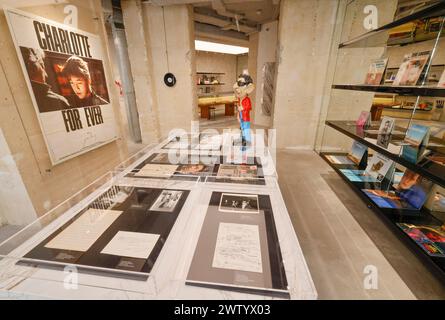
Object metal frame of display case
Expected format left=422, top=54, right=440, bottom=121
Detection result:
left=319, top=2, right=445, bottom=284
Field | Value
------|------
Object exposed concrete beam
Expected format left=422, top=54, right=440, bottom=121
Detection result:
left=211, top=0, right=241, bottom=19
left=194, top=21, right=249, bottom=42
left=194, top=12, right=257, bottom=34
left=142, top=0, right=210, bottom=5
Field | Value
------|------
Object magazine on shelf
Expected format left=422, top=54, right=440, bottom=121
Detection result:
left=397, top=223, right=445, bottom=257
left=392, top=51, right=431, bottom=86
left=340, top=169, right=379, bottom=183
left=437, top=68, right=445, bottom=87
left=365, top=152, right=394, bottom=182
left=325, top=155, right=355, bottom=165
left=362, top=169, right=433, bottom=210
left=364, top=58, right=388, bottom=85
left=401, top=123, right=430, bottom=163
left=432, top=192, right=445, bottom=213
left=376, top=117, right=395, bottom=148
left=348, top=141, right=368, bottom=165
left=356, top=111, right=371, bottom=128
left=426, top=154, right=445, bottom=166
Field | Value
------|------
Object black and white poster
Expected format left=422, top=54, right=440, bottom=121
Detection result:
left=5, top=8, right=118, bottom=164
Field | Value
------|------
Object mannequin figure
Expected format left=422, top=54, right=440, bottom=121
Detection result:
left=233, top=72, right=255, bottom=150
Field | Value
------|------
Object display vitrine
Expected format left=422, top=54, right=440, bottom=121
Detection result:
left=318, top=2, right=445, bottom=281
left=0, top=133, right=316, bottom=299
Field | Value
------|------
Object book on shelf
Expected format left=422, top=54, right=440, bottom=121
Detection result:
left=401, top=123, right=430, bottom=164
left=376, top=117, right=395, bottom=148
left=364, top=58, right=388, bottom=85
left=324, top=141, right=368, bottom=166
left=340, top=169, right=379, bottom=183
left=362, top=169, right=433, bottom=210
left=437, top=69, right=445, bottom=87
left=356, top=111, right=371, bottom=128
left=365, top=152, right=394, bottom=182
left=432, top=192, right=445, bottom=213
left=392, top=51, right=431, bottom=86
left=426, top=154, right=445, bottom=166
left=325, top=155, right=355, bottom=165
left=397, top=223, right=445, bottom=257
left=348, top=141, right=368, bottom=165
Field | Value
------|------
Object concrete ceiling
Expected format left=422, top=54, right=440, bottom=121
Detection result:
left=145, top=0, right=280, bottom=40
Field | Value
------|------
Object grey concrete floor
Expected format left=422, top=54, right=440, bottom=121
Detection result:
left=276, top=149, right=445, bottom=299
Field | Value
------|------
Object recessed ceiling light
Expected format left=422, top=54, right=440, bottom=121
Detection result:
left=194, top=40, right=249, bottom=55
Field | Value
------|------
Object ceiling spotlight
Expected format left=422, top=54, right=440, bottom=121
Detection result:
left=256, top=9, right=262, bottom=15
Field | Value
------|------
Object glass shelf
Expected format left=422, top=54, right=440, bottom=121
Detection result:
left=339, top=1, right=445, bottom=49
left=325, top=120, right=445, bottom=189
left=332, top=84, right=445, bottom=97
left=318, top=152, right=445, bottom=276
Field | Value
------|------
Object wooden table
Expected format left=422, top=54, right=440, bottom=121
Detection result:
left=198, top=95, right=237, bottom=119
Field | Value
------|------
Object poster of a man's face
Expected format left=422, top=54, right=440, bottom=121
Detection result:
left=20, top=47, right=110, bottom=112
left=62, top=55, right=109, bottom=108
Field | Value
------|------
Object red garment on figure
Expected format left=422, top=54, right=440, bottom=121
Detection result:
left=238, top=97, right=252, bottom=122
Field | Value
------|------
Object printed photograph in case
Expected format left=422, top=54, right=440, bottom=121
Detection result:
left=149, top=190, right=183, bottom=212
left=393, top=51, right=431, bottom=86
left=218, top=193, right=259, bottom=214
left=176, top=163, right=214, bottom=176
left=216, top=164, right=258, bottom=179
left=364, top=58, right=388, bottom=85
left=397, top=223, right=445, bottom=257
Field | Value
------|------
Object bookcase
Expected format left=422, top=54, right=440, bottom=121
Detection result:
left=318, top=2, right=445, bottom=282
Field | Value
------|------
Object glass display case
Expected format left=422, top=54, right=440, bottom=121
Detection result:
left=0, top=132, right=315, bottom=299
left=318, top=2, right=445, bottom=280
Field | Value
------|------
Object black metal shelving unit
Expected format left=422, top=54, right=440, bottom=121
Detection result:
left=325, top=121, right=445, bottom=188
left=320, top=1, right=445, bottom=284
left=332, top=84, right=445, bottom=97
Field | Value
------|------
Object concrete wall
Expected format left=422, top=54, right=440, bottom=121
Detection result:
left=122, top=1, right=196, bottom=140
left=144, top=4, right=197, bottom=137
left=248, top=32, right=259, bottom=124
left=0, top=0, right=129, bottom=220
left=236, top=53, right=248, bottom=78
left=272, top=0, right=339, bottom=149
left=196, top=50, right=237, bottom=93
left=255, top=20, right=278, bottom=128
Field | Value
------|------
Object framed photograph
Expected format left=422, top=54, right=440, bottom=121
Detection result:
left=149, top=190, right=183, bottom=212
left=218, top=193, right=259, bottom=214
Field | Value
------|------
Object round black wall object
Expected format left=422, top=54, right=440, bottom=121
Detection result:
left=164, top=73, right=176, bottom=87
